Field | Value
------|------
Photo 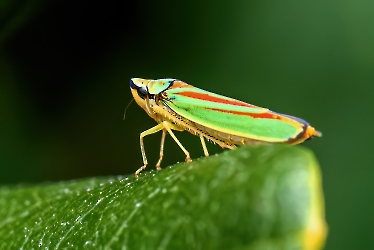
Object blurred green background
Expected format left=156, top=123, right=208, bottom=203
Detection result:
left=0, top=0, right=373, bottom=249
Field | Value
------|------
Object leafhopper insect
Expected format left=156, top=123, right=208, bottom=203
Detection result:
left=129, top=78, right=321, bottom=178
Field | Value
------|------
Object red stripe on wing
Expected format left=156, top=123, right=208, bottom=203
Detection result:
left=208, top=108, right=308, bottom=140
left=208, top=108, right=280, bottom=119
left=177, top=91, right=258, bottom=108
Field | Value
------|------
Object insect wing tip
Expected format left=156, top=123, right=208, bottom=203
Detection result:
left=310, top=127, right=322, bottom=137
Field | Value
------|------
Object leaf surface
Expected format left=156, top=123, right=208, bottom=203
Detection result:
left=0, top=145, right=327, bottom=249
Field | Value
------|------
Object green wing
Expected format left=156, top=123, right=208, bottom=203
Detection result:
left=164, top=87, right=305, bottom=142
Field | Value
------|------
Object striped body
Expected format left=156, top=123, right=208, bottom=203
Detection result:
left=129, top=78, right=321, bottom=177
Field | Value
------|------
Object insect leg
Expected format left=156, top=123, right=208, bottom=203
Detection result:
left=200, top=136, right=209, bottom=157
left=155, top=129, right=167, bottom=171
left=162, top=121, right=192, bottom=163
left=135, top=123, right=165, bottom=178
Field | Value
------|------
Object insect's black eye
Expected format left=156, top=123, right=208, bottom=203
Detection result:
left=137, top=87, right=148, bottom=99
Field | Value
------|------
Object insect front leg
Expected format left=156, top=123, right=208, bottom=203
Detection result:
left=162, top=121, right=192, bottom=163
left=155, top=129, right=167, bottom=171
left=135, top=123, right=165, bottom=178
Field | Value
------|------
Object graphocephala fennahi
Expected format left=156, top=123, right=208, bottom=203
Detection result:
left=129, top=78, right=321, bottom=178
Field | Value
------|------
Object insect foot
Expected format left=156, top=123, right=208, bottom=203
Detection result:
left=135, top=164, right=147, bottom=178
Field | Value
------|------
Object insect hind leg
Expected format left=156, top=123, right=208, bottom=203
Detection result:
left=200, top=136, right=209, bottom=157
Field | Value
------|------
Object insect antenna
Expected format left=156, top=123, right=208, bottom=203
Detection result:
left=123, top=98, right=135, bottom=121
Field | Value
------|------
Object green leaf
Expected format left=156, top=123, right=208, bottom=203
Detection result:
left=0, top=145, right=327, bottom=249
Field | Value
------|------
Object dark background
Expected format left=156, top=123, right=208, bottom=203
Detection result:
left=1, top=1, right=373, bottom=249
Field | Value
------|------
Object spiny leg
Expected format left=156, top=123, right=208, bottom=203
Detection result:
left=200, top=135, right=209, bottom=157
left=155, top=129, right=167, bottom=171
left=162, top=121, right=192, bottom=163
left=135, top=123, right=165, bottom=178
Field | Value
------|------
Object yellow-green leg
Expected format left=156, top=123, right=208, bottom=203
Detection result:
left=155, top=129, right=167, bottom=171
left=135, top=123, right=165, bottom=178
left=135, top=121, right=191, bottom=178
left=200, top=135, right=209, bottom=157
left=162, top=121, right=192, bottom=163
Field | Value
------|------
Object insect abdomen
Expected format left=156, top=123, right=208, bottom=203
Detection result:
left=194, top=123, right=264, bottom=147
